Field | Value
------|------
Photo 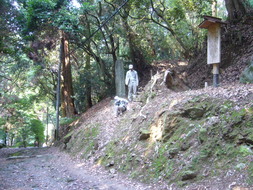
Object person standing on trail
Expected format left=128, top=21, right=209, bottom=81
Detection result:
left=125, top=64, right=139, bottom=101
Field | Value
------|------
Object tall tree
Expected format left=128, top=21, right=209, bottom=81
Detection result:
left=60, top=31, right=77, bottom=117
left=18, top=0, right=79, bottom=117
left=225, top=0, right=248, bottom=20
left=119, top=1, right=148, bottom=73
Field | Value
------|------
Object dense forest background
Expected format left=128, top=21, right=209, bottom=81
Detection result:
left=0, top=0, right=252, bottom=147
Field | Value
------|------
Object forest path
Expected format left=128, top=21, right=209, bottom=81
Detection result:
left=0, top=147, right=152, bottom=190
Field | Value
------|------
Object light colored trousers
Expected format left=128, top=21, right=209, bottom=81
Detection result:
left=128, top=82, right=137, bottom=101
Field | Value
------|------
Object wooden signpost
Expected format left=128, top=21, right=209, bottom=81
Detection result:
left=199, top=16, right=226, bottom=87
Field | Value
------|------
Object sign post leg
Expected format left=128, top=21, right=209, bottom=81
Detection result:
left=213, top=63, right=219, bottom=87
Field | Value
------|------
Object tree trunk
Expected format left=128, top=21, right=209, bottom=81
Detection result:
left=121, top=14, right=147, bottom=75
left=102, top=24, right=117, bottom=95
left=212, top=0, right=217, bottom=17
left=225, top=0, right=247, bottom=20
left=85, top=19, right=92, bottom=109
left=85, top=54, right=92, bottom=108
left=60, top=31, right=77, bottom=117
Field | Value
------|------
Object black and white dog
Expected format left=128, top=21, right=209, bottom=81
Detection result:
left=114, top=96, right=128, bottom=117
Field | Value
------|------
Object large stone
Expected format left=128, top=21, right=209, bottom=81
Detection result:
left=115, top=60, right=126, bottom=97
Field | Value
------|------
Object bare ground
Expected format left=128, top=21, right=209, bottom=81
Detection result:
left=0, top=147, right=154, bottom=190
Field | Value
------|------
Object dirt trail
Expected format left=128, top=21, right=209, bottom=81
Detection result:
left=0, top=147, right=153, bottom=190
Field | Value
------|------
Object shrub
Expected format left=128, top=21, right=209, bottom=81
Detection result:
left=30, top=119, right=45, bottom=146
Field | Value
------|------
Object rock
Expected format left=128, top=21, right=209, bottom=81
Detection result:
left=135, top=157, right=142, bottom=162
left=167, top=148, right=179, bottom=159
left=181, top=170, right=197, bottom=181
left=232, top=186, right=249, bottom=190
left=180, top=142, right=191, bottom=151
left=109, top=168, right=116, bottom=174
left=7, top=155, right=34, bottom=160
left=106, top=161, right=115, bottom=167
left=202, top=168, right=210, bottom=177
left=182, top=107, right=205, bottom=119
left=139, top=129, right=151, bottom=140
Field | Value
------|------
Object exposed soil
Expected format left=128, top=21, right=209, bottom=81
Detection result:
left=0, top=147, right=155, bottom=190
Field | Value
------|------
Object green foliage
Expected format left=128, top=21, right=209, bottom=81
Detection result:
left=0, top=0, right=234, bottom=152
left=23, top=0, right=56, bottom=32
left=73, top=66, right=106, bottom=112
left=240, top=60, right=253, bottom=84
left=0, top=118, right=6, bottom=126
left=104, top=141, right=118, bottom=159
left=147, top=0, right=213, bottom=58
left=150, top=92, right=156, bottom=99
left=30, top=119, right=45, bottom=145
left=247, top=162, right=253, bottom=184
left=150, top=144, right=175, bottom=179
left=66, top=124, right=100, bottom=158
left=237, top=145, right=253, bottom=157
left=60, top=117, right=77, bottom=125
left=0, top=129, right=6, bottom=145
left=16, top=121, right=33, bottom=147
left=52, top=7, right=80, bottom=33
left=0, top=92, right=48, bottom=147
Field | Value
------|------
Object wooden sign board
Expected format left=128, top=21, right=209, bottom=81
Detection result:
left=207, top=23, right=221, bottom=64
left=199, top=16, right=226, bottom=87
left=199, top=16, right=226, bottom=65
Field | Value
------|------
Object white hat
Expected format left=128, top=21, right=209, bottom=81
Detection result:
left=129, top=64, right=133, bottom=69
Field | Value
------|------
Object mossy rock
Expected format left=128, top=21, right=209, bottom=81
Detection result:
left=182, top=107, right=205, bottom=119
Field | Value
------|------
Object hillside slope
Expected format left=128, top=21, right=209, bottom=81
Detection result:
left=60, top=19, right=253, bottom=189
left=61, top=78, right=253, bottom=189
left=186, top=17, right=253, bottom=89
